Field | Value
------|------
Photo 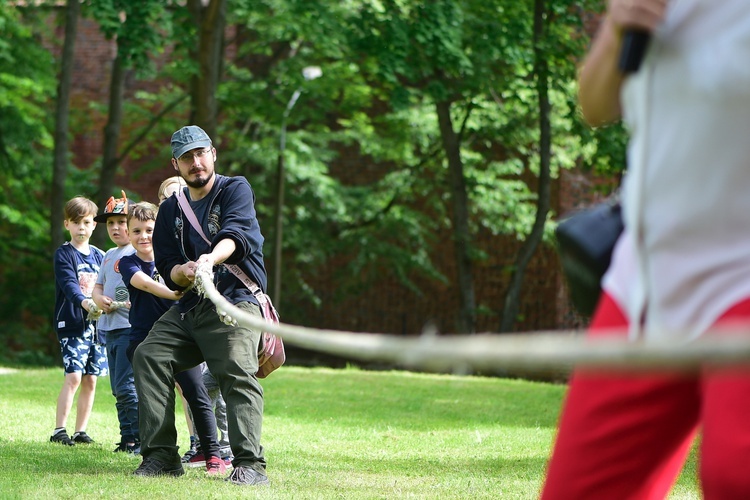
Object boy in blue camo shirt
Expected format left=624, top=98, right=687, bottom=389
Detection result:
left=51, top=196, right=107, bottom=446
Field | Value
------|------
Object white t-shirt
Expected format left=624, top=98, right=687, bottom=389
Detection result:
left=603, top=0, right=750, bottom=341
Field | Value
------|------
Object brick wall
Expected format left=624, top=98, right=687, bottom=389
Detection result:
left=49, top=13, right=178, bottom=204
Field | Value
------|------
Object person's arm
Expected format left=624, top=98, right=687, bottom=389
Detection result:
left=578, top=18, right=626, bottom=126
left=197, top=238, right=236, bottom=268
left=92, top=283, right=115, bottom=313
left=170, top=262, right=196, bottom=287
left=578, top=0, right=669, bottom=126
left=211, top=178, right=263, bottom=262
left=54, top=248, right=90, bottom=311
left=171, top=239, right=237, bottom=285
left=129, top=270, right=183, bottom=301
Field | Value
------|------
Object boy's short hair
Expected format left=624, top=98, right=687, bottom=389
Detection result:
left=64, top=196, right=98, bottom=222
left=127, top=202, right=159, bottom=226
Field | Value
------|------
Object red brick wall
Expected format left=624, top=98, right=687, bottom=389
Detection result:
left=48, top=13, right=179, bottom=204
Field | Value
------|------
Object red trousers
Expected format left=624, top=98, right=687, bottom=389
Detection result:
left=541, top=293, right=750, bottom=499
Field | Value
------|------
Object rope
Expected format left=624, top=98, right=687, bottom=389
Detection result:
left=87, top=301, right=130, bottom=321
left=193, top=264, right=750, bottom=373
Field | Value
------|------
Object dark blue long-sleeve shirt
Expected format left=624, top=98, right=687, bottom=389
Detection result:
left=53, top=242, right=104, bottom=339
left=153, top=174, right=268, bottom=313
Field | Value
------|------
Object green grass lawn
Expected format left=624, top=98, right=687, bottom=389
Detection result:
left=0, top=365, right=700, bottom=499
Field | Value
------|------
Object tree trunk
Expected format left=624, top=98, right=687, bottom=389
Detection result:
left=93, top=51, right=126, bottom=249
left=50, top=0, right=79, bottom=251
left=500, top=0, right=552, bottom=332
left=435, top=100, right=475, bottom=334
left=189, top=0, right=226, bottom=136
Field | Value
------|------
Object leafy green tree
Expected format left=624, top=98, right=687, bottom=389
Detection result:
left=346, top=0, right=537, bottom=333
left=84, top=0, right=170, bottom=248
left=215, top=0, right=621, bottom=334
left=499, top=0, right=610, bottom=331
left=177, top=0, right=227, bottom=136
left=345, top=0, right=622, bottom=333
left=0, top=3, right=58, bottom=363
left=51, top=0, right=80, bottom=251
left=219, top=0, right=452, bottom=326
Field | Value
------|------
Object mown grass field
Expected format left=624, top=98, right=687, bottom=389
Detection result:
left=0, top=365, right=699, bottom=499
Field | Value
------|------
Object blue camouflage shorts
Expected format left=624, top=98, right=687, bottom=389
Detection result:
left=59, top=326, right=109, bottom=376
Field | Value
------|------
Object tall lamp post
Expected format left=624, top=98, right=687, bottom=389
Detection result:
left=272, top=66, right=322, bottom=306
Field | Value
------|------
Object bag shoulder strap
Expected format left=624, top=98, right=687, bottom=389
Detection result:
left=176, top=189, right=264, bottom=297
left=176, top=188, right=210, bottom=244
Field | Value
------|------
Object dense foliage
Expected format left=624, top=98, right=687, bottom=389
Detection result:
left=0, top=5, right=58, bottom=363
left=0, top=0, right=626, bottom=364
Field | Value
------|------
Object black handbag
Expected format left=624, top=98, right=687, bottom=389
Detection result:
left=555, top=199, right=623, bottom=317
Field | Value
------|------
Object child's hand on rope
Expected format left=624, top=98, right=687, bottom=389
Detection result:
left=84, top=299, right=103, bottom=321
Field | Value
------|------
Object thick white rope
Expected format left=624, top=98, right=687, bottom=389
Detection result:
left=87, top=301, right=130, bottom=321
left=194, top=264, right=750, bottom=373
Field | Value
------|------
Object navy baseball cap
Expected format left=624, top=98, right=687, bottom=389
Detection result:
left=171, top=125, right=212, bottom=159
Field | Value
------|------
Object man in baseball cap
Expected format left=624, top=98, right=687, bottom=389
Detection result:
left=171, top=125, right=212, bottom=160
left=134, top=124, right=270, bottom=485
left=169, top=125, right=216, bottom=190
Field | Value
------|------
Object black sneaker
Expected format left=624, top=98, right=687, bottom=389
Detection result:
left=133, top=457, right=185, bottom=477
left=50, top=429, right=75, bottom=446
left=72, top=431, right=94, bottom=444
left=226, top=465, right=269, bottom=486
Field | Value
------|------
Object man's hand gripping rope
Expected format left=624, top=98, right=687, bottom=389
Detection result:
left=193, top=261, right=238, bottom=326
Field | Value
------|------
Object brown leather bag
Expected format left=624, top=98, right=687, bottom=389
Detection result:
left=256, top=295, right=285, bottom=378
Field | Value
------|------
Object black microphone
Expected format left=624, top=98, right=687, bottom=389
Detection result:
left=618, top=30, right=651, bottom=73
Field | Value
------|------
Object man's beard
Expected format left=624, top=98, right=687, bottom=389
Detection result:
left=184, top=170, right=214, bottom=189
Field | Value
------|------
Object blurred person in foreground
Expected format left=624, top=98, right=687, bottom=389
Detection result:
left=542, top=1, right=750, bottom=498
